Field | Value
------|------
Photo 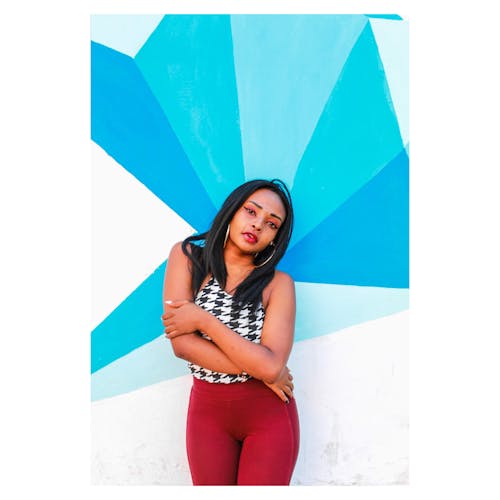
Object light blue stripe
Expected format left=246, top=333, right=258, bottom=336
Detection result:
left=369, top=17, right=409, bottom=145
left=91, top=15, right=164, bottom=57
left=91, top=336, right=188, bottom=401
left=294, top=282, right=409, bottom=342
left=231, top=14, right=367, bottom=188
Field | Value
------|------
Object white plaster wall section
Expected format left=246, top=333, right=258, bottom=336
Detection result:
left=91, top=310, right=408, bottom=485
left=91, top=374, right=192, bottom=485
left=289, top=310, right=409, bottom=485
left=91, top=142, right=194, bottom=329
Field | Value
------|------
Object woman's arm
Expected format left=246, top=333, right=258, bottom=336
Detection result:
left=163, top=242, right=243, bottom=375
left=165, top=270, right=296, bottom=385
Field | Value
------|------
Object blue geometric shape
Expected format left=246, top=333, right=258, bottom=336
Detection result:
left=290, top=22, right=404, bottom=246
left=135, top=15, right=246, bottom=208
left=91, top=260, right=166, bottom=373
left=280, top=148, right=409, bottom=288
left=370, top=17, right=409, bottom=146
left=230, top=14, right=368, bottom=188
left=365, top=14, right=403, bottom=20
left=91, top=335, right=188, bottom=401
left=91, top=41, right=217, bottom=231
left=294, top=281, right=409, bottom=343
left=90, top=15, right=165, bottom=57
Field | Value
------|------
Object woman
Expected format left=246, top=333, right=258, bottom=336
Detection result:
left=161, top=179, right=299, bottom=485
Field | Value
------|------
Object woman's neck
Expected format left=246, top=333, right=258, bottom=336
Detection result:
left=223, top=245, right=255, bottom=287
left=223, top=243, right=254, bottom=270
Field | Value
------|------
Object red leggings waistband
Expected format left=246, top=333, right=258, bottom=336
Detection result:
left=191, top=376, right=274, bottom=401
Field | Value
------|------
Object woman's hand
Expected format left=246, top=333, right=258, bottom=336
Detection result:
left=161, top=300, right=207, bottom=339
left=263, top=366, right=294, bottom=403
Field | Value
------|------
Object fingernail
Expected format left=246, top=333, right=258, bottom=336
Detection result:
left=165, top=300, right=172, bottom=304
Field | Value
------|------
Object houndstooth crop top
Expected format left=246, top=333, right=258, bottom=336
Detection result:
left=188, top=275, right=265, bottom=383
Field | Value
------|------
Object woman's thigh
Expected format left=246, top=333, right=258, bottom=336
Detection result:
left=236, top=397, right=300, bottom=485
left=186, top=391, right=241, bottom=485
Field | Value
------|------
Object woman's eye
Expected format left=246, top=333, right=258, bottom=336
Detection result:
left=244, top=207, right=255, bottom=215
left=268, top=221, right=278, bottom=230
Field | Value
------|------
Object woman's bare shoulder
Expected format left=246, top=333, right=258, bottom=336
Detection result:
left=169, top=240, right=192, bottom=257
left=271, top=270, right=294, bottom=288
left=262, top=270, right=295, bottom=307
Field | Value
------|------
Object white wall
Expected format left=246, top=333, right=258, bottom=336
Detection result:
left=91, top=310, right=408, bottom=485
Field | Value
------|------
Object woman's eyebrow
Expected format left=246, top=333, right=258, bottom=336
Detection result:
left=248, top=200, right=283, bottom=222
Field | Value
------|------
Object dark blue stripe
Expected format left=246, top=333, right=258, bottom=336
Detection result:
left=91, top=41, right=217, bottom=231
left=280, top=148, right=409, bottom=288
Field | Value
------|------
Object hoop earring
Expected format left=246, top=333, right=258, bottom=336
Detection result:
left=254, top=243, right=276, bottom=268
left=223, top=224, right=230, bottom=248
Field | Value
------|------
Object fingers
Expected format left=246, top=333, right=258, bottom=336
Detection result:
left=163, top=317, right=176, bottom=337
left=164, top=299, right=190, bottom=308
left=163, top=324, right=173, bottom=337
left=280, top=376, right=294, bottom=400
left=164, top=328, right=196, bottom=339
left=272, top=382, right=293, bottom=403
left=275, top=388, right=289, bottom=404
left=161, top=309, right=174, bottom=326
left=264, top=382, right=288, bottom=403
left=164, top=321, right=180, bottom=338
left=282, top=385, right=294, bottom=401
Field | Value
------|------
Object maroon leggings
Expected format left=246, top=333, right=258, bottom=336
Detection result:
left=186, top=377, right=300, bottom=485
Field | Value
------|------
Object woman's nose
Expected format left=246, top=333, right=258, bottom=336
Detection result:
left=252, top=219, right=263, bottom=230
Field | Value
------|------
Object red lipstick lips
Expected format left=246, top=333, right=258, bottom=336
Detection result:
left=243, top=232, right=258, bottom=244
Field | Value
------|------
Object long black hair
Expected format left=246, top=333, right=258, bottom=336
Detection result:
left=182, top=179, right=294, bottom=309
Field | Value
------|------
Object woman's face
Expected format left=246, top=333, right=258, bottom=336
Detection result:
left=227, top=188, right=286, bottom=255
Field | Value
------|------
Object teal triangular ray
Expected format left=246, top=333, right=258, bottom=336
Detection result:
left=370, top=17, right=409, bottom=145
left=135, top=15, right=245, bottom=208
left=294, top=281, right=409, bottom=342
left=365, top=14, right=403, bottom=20
left=290, top=22, right=404, bottom=246
left=91, top=260, right=166, bottom=374
left=230, top=14, right=368, bottom=188
left=279, top=148, right=409, bottom=288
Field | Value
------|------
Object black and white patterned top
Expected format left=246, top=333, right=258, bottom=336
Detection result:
left=188, top=275, right=265, bottom=383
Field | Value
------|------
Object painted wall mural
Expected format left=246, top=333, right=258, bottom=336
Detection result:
left=91, top=14, right=409, bottom=485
